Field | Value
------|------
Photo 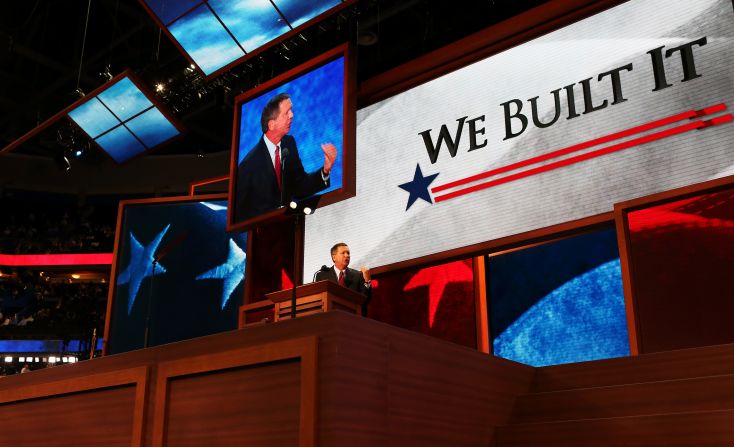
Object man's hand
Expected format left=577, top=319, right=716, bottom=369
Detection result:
left=322, top=143, right=337, bottom=174
left=360, top=266, right=371, bottom=282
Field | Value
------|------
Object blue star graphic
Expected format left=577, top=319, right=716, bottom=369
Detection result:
left=398, top=164, right=439, bottom=210
left=117, top=224, right=170, bottom=315
left=195, top=238, right=246, bottom=309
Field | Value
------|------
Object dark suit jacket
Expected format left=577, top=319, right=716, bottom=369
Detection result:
left=235, top=135, right=329, bottom=222
left=315, top=266, right=371, bottom=315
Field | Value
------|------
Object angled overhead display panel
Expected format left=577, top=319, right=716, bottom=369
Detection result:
left=67, top=72, right=183, bottom=163
left=140, top=0, right=353, bottom=78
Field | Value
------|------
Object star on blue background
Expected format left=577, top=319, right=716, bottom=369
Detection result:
left=398, top=164, right=439, bottom=210
left=117, top=224, right=170, bottom=315
left=195, top=238, right=246, bottom=309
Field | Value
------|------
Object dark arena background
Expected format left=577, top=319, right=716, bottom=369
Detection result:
left=1, top=1, right=734, bottom=446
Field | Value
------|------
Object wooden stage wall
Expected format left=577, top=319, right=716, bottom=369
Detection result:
left=0, top=311, right=533, bottom=447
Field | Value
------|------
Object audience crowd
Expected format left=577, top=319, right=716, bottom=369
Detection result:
left=0, top=190, right=117, bottom=254
left=0, top=270, right=107, bottom=338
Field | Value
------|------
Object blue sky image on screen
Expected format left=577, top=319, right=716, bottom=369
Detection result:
left=144, top=0, right=343, bottom=76
left=95, top=126, right=147, bottom=163
left=488, top=228, right=630, bottom=367
left=68, top=98, right=120, bottom=138
left=209, top=0, right=289, bottom=52
left=168, top=3, right=244, bottom=76
left=125, top=108, right=180, bottom=148
left=237, top=56, right=344, bottom=195
left=97, top=77, right=152, bottom=121
left=67, top=76, right=180, bottom=163
left=274, top=0, right=342, bottom=28
left=110, top=200, right=246, bottom=354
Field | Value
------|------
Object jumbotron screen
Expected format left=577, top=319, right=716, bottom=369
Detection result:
left=304, top=0, right=734, bottom=276
left=107, top=198, right=245, bottom=354
left=229, top=52, right=348, bottom=229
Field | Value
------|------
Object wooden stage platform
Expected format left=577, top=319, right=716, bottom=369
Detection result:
left=0, top=311, right=532, bottom=447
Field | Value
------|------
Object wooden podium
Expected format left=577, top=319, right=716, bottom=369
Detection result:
left=265, top=280, right=367, bottom=321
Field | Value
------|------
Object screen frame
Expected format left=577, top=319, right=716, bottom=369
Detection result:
left=227, top=43, right=356, bottom=232
left=189, top=175, right=230, bottom=196
left=102, top=192, right=250, bottom=355
left=137, top=0, right=358, bottom=81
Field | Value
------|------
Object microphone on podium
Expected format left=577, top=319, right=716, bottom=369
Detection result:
left=280, top=148, right=289, bottom=207
left=313, top=265, right=330, bottom=282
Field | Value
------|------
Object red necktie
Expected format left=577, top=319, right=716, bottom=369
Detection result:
left=338, top=270, right=345, bottom=286
left=274, top=145, right=281, bottom=188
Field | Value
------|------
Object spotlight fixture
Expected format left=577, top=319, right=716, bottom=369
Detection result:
left=155, top=83, right=165, bottom=93
left=72, top=141, right=89, bottom=158
left=99, top=65, right=113, bottom=81
left=54, top=151, right=71, bottom=172
left=357, top=31, right=379, bottom=47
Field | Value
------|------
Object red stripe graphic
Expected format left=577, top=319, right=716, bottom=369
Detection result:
left=432, top=103, right=726, bottom=194
left=0, top=253, right=113, bottom=267
left=431, top=103, right=734, bottom=202
left=433, top=111, right=733, bottom=203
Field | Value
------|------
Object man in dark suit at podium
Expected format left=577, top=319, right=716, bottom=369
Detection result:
left=235, top=92, right=337, bottom=222
left=315, top=242, right=371, bottom=314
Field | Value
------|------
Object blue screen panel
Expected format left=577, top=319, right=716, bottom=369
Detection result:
left=237, top=57, right=344, bottom=194
left=209, top=0, right=289, bottom=52
left=65, top=338, right=104, bottom=352
left=488, top=228, right=630, bottom=367
left=168, top=3, right=245, bottom=76
left=109, top=200, right=246, bottom=354
left=125, top=108, right=180, bottom=148
left=0, top=340, right=59, bottom=353
left=144, top=0, right=203, bottom=25
left=96, top=125, right=147, bottom=163
left=97, top=77, right=153, bottom=122
left=273, top=0, right=342, bottom=28
left=67, top=75, right=181, bottom=163
left=68, top=98, right=120, bottom=139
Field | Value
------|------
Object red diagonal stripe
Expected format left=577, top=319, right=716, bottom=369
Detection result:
left=699, top=113, right=734, bottom=128
left=432, top=103, right=726, bottom=194
left=434, top=119, right=711, bottom=203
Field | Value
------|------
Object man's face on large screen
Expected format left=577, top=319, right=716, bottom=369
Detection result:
left=269, top=98, right=293, bottom=138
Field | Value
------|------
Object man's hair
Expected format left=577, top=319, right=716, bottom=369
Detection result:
left=330, top=242, right=348, bottom=256
left=260, top=92, right=290, bottom=133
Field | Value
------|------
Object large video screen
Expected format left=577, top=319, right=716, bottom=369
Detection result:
left=107, top=197, right=246, bottom=354
left=304, top=0, right=734, bottom=277
left=229, top=47, right=353, bottom=230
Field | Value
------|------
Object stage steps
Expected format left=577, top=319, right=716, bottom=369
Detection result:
left=495, top=343, right=734, bottom=447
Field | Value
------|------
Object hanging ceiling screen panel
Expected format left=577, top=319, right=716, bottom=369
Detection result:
left=67, top=74, right=182, bottom=163
left=140, top=0, right=348, bottom=77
